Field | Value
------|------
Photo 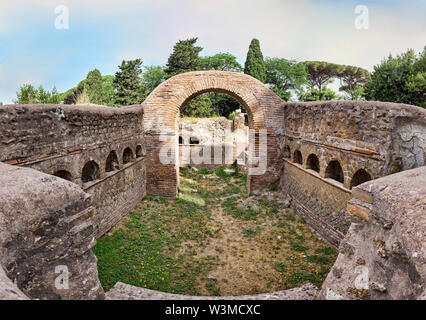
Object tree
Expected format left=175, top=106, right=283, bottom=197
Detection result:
left=364, top=48, right=426, bottom=107
left=244, top=38, right=266, bottom=83
left=337, top=65, right=370, bottom=91
left=142, top=65, right=166, bottom=93
left=48, top=86, right=61, bottom=104
left=182, top=94, right=213, bottom=117
left=15, top=84, right=61, bottom=104
left=298, top=88, right=337, bottom=101
left=302, top=61, right=342, bottom=90
left=200, top=53, right=242, bottom=72
left=207, top=93, right=241, bottom=118
left=165, top=38, right=203, bottom=79
left=85, top=69, right=103, bottom=104
left=113, top=59, right=148, bottom=106
left=101, top=75, right=116, bottom=106
left=265, top=57, right=308, bottom=100
left=14, top=84, right=38, bottom=104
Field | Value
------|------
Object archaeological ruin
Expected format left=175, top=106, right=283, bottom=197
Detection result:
left=0, top=71, right=425, bottom=300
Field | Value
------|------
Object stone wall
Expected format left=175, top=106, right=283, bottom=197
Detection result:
left=318, top=166, right=426, bottom=300
left=280, top=160, right=351, bottom=246
left=0, top=163, right=104, bottom=300
left=281, top=101, right=426, bottom=246
left=178, top=115, right=249, bottom=169
left=0, top=104, right=146, bottom=237
left=142, top=71, right=286, bottom=197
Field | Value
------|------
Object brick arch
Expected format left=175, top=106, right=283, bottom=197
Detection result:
left=142, top=71, right=285, bottom=197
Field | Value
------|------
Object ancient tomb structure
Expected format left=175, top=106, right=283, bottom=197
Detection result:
left=142, top=71, right=286, bottom=197
left=0, top=71, right=425, bottom=300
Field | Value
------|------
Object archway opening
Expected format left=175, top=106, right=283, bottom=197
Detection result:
left=123, top=147, right=134, bottom=164
left=136, top=145, right=144, bottom=158
left=293, top=150, right=303, bottom=165
left=53, top=170, right=72, bottom=181
left=350, top=169, right=372, bottom=189
left=306, top=154, right=320, bottom=173
left=189, top=137, right=200, bottom=145
left=325, top=160, right=344, bottom=183
left=283, top=145, right=291, bottom=159
left=105, top=151, right=119, bottom=173
left=82, top=161, right=100, bottom=183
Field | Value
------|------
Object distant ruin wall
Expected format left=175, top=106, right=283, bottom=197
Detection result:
left=0, top=104, right=146, bottom=237
left=281, top=101, right=426, bottom=246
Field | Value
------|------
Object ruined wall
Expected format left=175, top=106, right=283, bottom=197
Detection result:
left=0, top=163, right=104, bottom=300
left=281, top=160, right=351, bottom=246
left=281, top=101, right=426, bottom=245
left=318, top=166, right=426, bottom=300
left=143, top=71, right=286, bottom=197
left=0, top=104, right=146, bottom=237
left=178, top=115, right=249, bottom=169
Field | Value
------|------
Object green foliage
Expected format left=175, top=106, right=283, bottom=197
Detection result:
left=197, top=168, right=213, bottom=174
left=302, top=61, right=343, bottom=90
left=315, top=246, right=336, bottom=256
left=85, top=69, right=103, bottom=104
left=242, top=228, right=257, bottom=238
left=14, top=84, right=61, bottom=104
left=200, top=53, right=242, bottom=72
left=265, top=57, right=308, bottom=101
left=101, top=75, right=116, bottom=106
left=113, top=59, right=148, bottom=106
left=337, top=65, right=370, bottom=91
left=182, top=94, right=213, bottom=117
left=142, top=65, right=166, bottom=92
left=228, top=111, right=238, bottom=120
left=365, top=47, right=426, bottom=107
left=298, top=88, right=337, bottom=101
left=244, top=39, right=266, bottom=83
left=289, top=240, right=308, bottom=252
left=165, top=38, right=203, bottom=79
left=341, top=84, right=366, bottom=100
left=215, top=166, right=229, bottom=179
left=207, top=93, right=241, bottom=118
left=268, top=183, right=278, bottom=192
left=306, top=254, right=330, bottom=264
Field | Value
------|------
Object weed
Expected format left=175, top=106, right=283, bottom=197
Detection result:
left=268, top=183, right=278, bottom=192
left=242, top=228, right=257, bottom=237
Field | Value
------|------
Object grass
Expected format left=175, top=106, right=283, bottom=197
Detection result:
left=93, top=165, right=338, bottom=296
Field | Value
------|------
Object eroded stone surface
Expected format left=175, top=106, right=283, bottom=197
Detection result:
left=0, top=163, right=104, bottom=300
left=106, top=282, right=318, bottom=300
left=317, top=167, right=426, bottom=300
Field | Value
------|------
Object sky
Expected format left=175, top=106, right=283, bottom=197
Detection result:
left=0, top=0, right=425, bottom=104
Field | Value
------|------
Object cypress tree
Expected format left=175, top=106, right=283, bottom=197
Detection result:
left=244, top=38, right=266, bottom=83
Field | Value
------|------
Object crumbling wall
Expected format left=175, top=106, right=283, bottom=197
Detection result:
left=0, top=163, right=104, bottom=300
left=281, top=101, right=426, bottom=245
left=178, top=115, right=249, bottom=169
left=318, top=166, right=426, bottom=300
left=0, top=104, right=146, bottom=237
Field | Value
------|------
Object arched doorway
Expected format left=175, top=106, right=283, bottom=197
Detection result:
left=142, top=71, right=285, bottom=197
